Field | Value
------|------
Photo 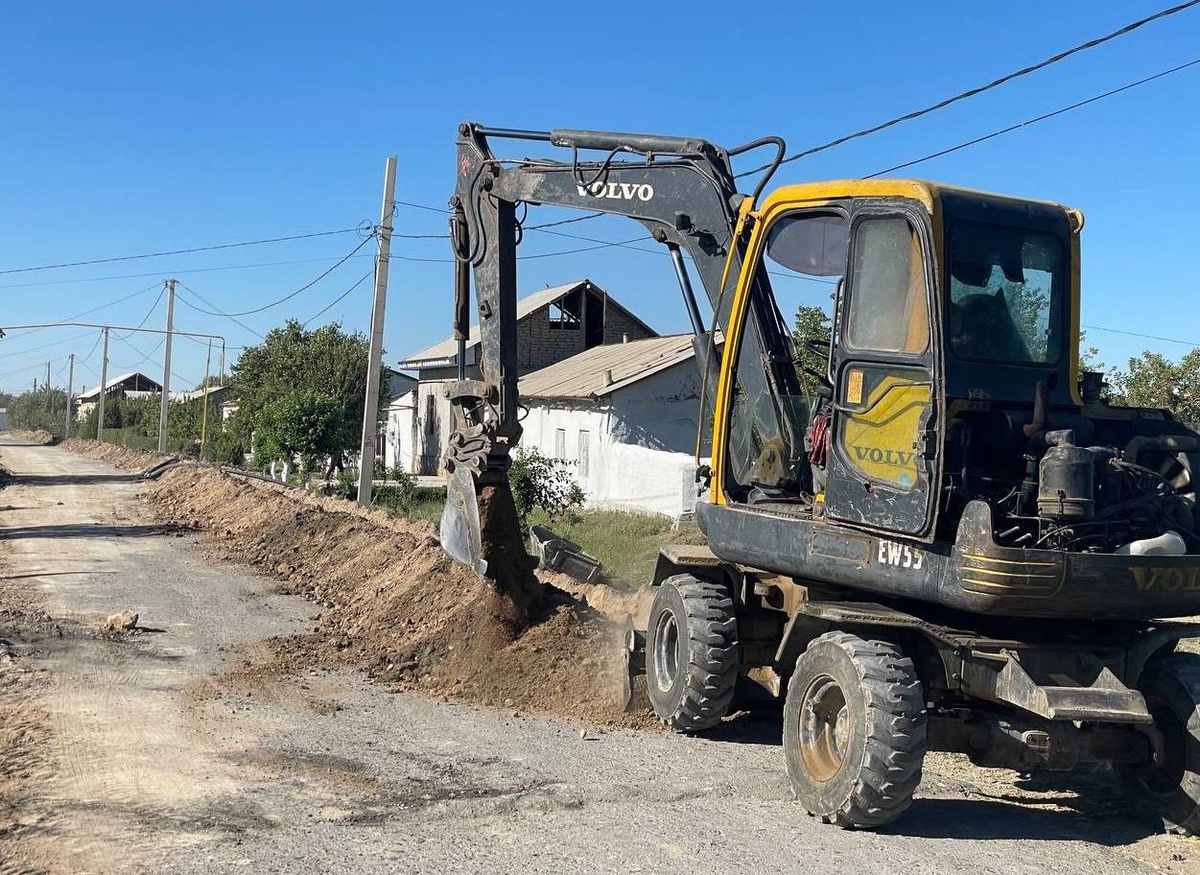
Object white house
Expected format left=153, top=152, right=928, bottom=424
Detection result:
left=517, top=334, right=709, bottom=518
left=388, top=279, right=655, bottom=475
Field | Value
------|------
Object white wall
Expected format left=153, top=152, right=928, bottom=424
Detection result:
left=520, top=361, right=705, bottom=518
left=384, top=391, right=418, bottom=473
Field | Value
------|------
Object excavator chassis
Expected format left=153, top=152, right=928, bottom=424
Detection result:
left=628, top=539, right=1200, bottom=777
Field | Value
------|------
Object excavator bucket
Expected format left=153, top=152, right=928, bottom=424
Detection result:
left=440, top=467, right=487, bottom=576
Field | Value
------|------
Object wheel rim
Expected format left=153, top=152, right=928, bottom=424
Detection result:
left=798, top=674, right=849, bottom=783
left=652, top=610, right=680, bottom=694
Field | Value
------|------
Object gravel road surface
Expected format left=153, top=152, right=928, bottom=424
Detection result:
left=0, top=435, right=1186, bottom=874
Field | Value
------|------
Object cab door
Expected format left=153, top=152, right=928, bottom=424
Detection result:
left=823, top=206, right=940, bottom=538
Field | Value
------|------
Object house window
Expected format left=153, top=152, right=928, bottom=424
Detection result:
left=424, top=393, right=436, bottom=435
left=578, top=430, right=590, bottom=478
left=554, top=428, right=566, bottom=459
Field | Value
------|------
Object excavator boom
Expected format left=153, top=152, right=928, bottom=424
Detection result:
left=440, top=121, right=781, bottom=569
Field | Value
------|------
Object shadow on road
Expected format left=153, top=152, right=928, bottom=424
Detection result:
left=0, top=571, right=119, bottom=581
left=0, top=523, right=185, bottom=540
left=893, top=795, right=1154, bottom=844
left=10, top=473, right=138, bottom=486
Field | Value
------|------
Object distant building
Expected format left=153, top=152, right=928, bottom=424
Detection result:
left=388, top=280, right=654, bottom=475
left=173, top=384, right=232, bottom=407
left=75, top=372, right=162, bottom=421
left=518, top=334, right=709, bottom=518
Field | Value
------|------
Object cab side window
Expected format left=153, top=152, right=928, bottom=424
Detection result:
left=845, top=217, right=929, bottom=355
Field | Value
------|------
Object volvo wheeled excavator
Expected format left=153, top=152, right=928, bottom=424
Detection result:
left=439, top=121, right=1200, bottom=832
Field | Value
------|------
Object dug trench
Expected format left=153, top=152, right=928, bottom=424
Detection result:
left=60, top=439, right=651, bottom=727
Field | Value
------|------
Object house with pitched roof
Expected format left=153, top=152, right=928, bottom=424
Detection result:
left=388, top=279, right=654, bottom=475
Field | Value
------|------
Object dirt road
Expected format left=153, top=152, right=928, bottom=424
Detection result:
left=0, top=435, right=1191, bottom=874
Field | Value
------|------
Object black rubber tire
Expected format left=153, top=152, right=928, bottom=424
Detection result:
left=783, top=631, right=926, bottom=829
left=1117, top=653, right=1200, bottom=835
left=645, top=574, right=739, bottom=732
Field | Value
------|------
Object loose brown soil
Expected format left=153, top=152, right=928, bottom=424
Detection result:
left=61, top=441, right=652, bottom=726
left=5, top=430, right=53, bottom=446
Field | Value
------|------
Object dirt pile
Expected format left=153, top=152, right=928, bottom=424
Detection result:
left=143, top=464, right=650, bottom=726
left=60, top=438, right=171, bottom=470
left=6, top=429, right=54, bottom=445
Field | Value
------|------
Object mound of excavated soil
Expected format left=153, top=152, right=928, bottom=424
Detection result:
left=6, top=429, right=54, bottom=445
left=60, top=438, right=172, bottom=470
left=142, top=464, right=650, bottom=726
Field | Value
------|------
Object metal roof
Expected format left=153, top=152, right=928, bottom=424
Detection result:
left=518, top=334, right=699, bottom=401
left=396, top=279, right=653, bottom=370
left=76, top=372, right=162, bottom=402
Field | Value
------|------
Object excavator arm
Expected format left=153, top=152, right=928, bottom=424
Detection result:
left=439, top=121, right=783, bottom=575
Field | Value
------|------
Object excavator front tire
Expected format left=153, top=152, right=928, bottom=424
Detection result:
left=1117, top=653, right=1200, bottom=835
left=783, top=631, right=926, bottom=829
left=645, top=574, right=738, bottom=732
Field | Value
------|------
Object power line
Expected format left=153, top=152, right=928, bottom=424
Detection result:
left=304, top=270, right=374, bottom=327
left=1082, top=323, right=1200, bottom=349
left=737, top=0, right=1200, bottom=177
left=174, top=233, right=377, bottom=318
left=396, top=199, right=449, bottom=215
left=867, top=57, right=1200, bottom=178
left=0, top=253, right=376, bottom=292
left=0, top=330, right=96, bottom=362
left=174, top=284, right=266, bottom=340
left=0, top=282, right=162, bottom=340
left=0, top=226, right=364, bottom=277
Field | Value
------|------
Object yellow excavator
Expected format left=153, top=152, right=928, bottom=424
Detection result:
left=439, top=121, right=1200, bottom=832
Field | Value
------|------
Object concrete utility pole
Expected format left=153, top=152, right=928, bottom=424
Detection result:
left=199, top=339, right=212, bottom=460
left=97, top=327, right=110, bottom=443
left=44, top=362, right=50, bottom=394
left=64, top=353, right=74, bottom=438
left=157, top=279, right=176, bottom=453
left=357, top=155, right=397, bottom=506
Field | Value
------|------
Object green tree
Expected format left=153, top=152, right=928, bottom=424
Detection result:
left=792, top=304, right=832, bottom=393
left=1109, top=348, right=1200, bottom=422
left=230, top=320, right=381, bottom=475
left=254, top=390, right=343, bottom=474
left=9, top=389, right=73, bottom=433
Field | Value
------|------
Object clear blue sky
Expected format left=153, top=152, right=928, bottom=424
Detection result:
left=1, top=0, right=1197, bottom=394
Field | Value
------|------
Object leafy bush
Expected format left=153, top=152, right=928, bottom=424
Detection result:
left=508, top=447, right=585, bottom=526
left=9, top=389, right=73, bottom=433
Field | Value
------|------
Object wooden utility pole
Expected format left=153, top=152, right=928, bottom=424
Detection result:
left=64, top=353, right=74, bottom=438
left=97, top=327, right=110, bottom=443
left=199, top=340, right=212, bottom=460
left=157, top=279, right=176, bottom=453
left=357, top=156, right=397, bottom=506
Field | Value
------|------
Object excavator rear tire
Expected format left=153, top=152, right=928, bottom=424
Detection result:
left=645, top=574, right=738, bottom=732
left=1117, top=653, right=1200, bottom=835
left=783, top=631, right=926, bottom=829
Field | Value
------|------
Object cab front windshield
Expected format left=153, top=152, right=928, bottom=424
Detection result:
left=947, top=221, right=1064, bottom=364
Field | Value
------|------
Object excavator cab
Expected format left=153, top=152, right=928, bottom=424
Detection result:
left=713, top=182, right=1080, bottom=542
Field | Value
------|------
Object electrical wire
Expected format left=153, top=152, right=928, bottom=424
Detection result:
left=0, top=226, right=364, bottom=277
left=1082, top=323, right=1200, bottom=348
left=867, top=57, right=1200, bottom=178
left=0, top=282, right=162, bottom=340
left=737, top=0, right=1200, bottom=177
left=174, top=233, right=377, bottom=318
left=304, top=270, right=374, bottom=327
left=174, top=284, right=266, bottom=340
left=0, top=253, right=377, bottom=293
